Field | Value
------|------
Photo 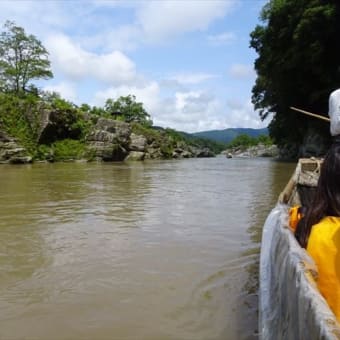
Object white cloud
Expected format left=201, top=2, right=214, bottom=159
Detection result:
left=45, top=34, right=137, bottom=84
left=94, top=86, right=227, bottom=132
left=207, top=32, right=236, bottom=45
left=91, top=0, right=122, bottom=7
left=91, top=0, right=137, bottom=9
left=229, top=64, right=255, bottom=79
left=175, top=91, right=212, bottom=112
left=0, top=1, right=73, bottom=37
left=0, top=1, right=238, bottom=50
left=79, top=25, right=142, bottom=52
left=136, top=0, right=236, bottom=42
left=0, top=1, right=238, bottom=52
left=44, top=82, right=77, bottom=103
left=170, top=73, right=218, bottom=85
left=93, top=82, right=161, bottom=115
left=93, top=85, right=266, bottom=133
left=104, top=25, right=142, bottom=52
left=89, top=1, right=237, bottom=49
left=151, top=92, right=267, bottom=132
left=0, top=0, right=263, bottom=132
left=152, top=91, right=227, bottom=132
left=226, top=98, right=266, bottom=128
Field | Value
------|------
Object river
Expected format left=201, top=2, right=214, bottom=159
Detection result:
left=0, top=157, right=295, bottom=340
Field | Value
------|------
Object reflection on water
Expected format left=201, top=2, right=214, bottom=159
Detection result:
left=238, top=160, right=296, bottom=339
left=0, top=158, right=295, bottom=340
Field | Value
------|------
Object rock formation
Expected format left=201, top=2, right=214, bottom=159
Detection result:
left=0, top=130, right=32, bottom=164
left=86, top=118, right=131, bottom=161
left=86, top=118, right=215, bottom=162
left=223, top=143, right=279, bottom=158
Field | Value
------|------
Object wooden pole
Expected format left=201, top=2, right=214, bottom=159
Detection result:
left=290, top=106, right=330, bottom=122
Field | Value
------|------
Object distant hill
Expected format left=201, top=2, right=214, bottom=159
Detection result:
left=191, top=127, right=268, bottom=144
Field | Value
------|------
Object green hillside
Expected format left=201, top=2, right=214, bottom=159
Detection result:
left=192, top=128, right=268, bottom=144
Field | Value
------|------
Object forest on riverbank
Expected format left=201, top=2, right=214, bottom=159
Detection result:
left=3, top=1, right=336, bottom=163
left=250, top=0, right=340, bottom=158
left=0, top=21, right=226, bottom=163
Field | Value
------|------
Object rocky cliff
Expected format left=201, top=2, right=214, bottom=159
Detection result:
left=222, top=143, right=279, bottom=158
left=85, top=118, right=214, bottom=162
left=0, top=130, right=32, bottom=164
left=0, top=110, right=215, bottom=163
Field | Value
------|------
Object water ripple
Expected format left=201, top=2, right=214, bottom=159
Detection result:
left=0, top=159, right=295, bottom=340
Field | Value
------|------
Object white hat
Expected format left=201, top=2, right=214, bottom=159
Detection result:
left=329, top=89, right=340, bottom=136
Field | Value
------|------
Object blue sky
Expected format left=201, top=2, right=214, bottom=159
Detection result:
left=0, top=0, right=269, bottom=133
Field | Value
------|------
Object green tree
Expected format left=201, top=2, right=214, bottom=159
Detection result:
left=104, top=95, right=152, bottom=125
left=250, top=0, right=340, bottom=155
left=228, top=134, right=257, bottom=148
left=0, top=20, right=53, bottom=94
left=257, top=134, right=273, bottom=146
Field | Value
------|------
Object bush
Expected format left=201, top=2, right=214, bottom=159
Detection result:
left=257, top=134, right=273, bottom=146
left=0, top=92, right=40, bottom=152
left=131, top=123, right=161, bottom=142
left=35, top=144, right=53, bottom=161
left=227, top=133, right=273, bottom=149
left=160, top=143, right=173, bottom=158
left=52, top=139, right=86, bottom=161
left=227, top=134, right=257, bottom=148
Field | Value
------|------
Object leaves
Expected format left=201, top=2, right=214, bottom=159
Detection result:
left=104, top=95, right=152, bottom=125
left=0, top=20, right=53, bottom=94
left=250, top=0, right=340, bottom=154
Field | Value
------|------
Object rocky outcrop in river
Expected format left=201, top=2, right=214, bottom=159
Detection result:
left=0, top=130, right=32, bottom=164
left=0, top=98, right=215, bottom=163
left=86, top=118, right=131, bottom=161
left=86, top=118, right=215, bottom=161
left=222, top=143, right=279, bottom=158
left=36, top=107, right=83, bottom=144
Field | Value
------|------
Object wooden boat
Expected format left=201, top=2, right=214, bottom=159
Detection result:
left=259, top=158, right=340, bottom=339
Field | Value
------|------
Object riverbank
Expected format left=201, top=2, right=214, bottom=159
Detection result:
left=0, top=123, right=215, bottom=164
left=221, top=144, right=279, bottom=159
left=0, top=94, right=217, bottom=164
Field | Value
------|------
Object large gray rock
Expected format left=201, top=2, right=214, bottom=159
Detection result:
left=86, top=118, right=131, bottom=161
left=144, top=147, right=162, bottom=159
left=36, top=108, right=83, bottom=144
left=86, top=119, right=217, bottom=161
left=93, top=118, right=131, bottom=145
left=125, top=151, right=145, bottom=161
left=0, top=130, right=32, bottom=164
left=194, top=147, right=215, bottom=158
left=172, top=147, right=193, bottom=159
left=257, top=144, right=279, bottom=157
left=129, top=133, right=147, bottom=151
left=223, top=144, right=279, bottom=158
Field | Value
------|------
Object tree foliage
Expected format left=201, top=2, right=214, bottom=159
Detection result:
left=104, top=95, right=152, bottom=125
left=227, top=133, right=272, bottom=149
left=0, top=21, right=220, bottom=161
left=0, top=20, right=53, bottom=94
left=250, top=0, right=340, bottom=154
left=0, top=91, right=40, bottom=150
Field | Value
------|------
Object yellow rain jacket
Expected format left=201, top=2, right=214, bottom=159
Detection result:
left=289, top=206, right=303, bottom=232
left=307, top=216, right=340, bottom=321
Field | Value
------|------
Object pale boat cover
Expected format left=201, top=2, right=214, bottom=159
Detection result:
left=259, top=204, right=340, bottom=339
left=329, top=89, right=340, bottom=136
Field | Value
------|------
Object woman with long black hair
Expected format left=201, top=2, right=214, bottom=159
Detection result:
left=294, top=88, right=340, bottom=321
left=295, top=141, right=340, bottom=322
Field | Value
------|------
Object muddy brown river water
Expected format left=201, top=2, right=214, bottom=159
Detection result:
left=0, top=157, right=295, bottom=340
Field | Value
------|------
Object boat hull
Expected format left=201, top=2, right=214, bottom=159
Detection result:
left=259, top=159, right=340, bottom=339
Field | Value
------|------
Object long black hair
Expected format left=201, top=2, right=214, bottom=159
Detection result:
left=295, top=143, right=340, bottom=248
